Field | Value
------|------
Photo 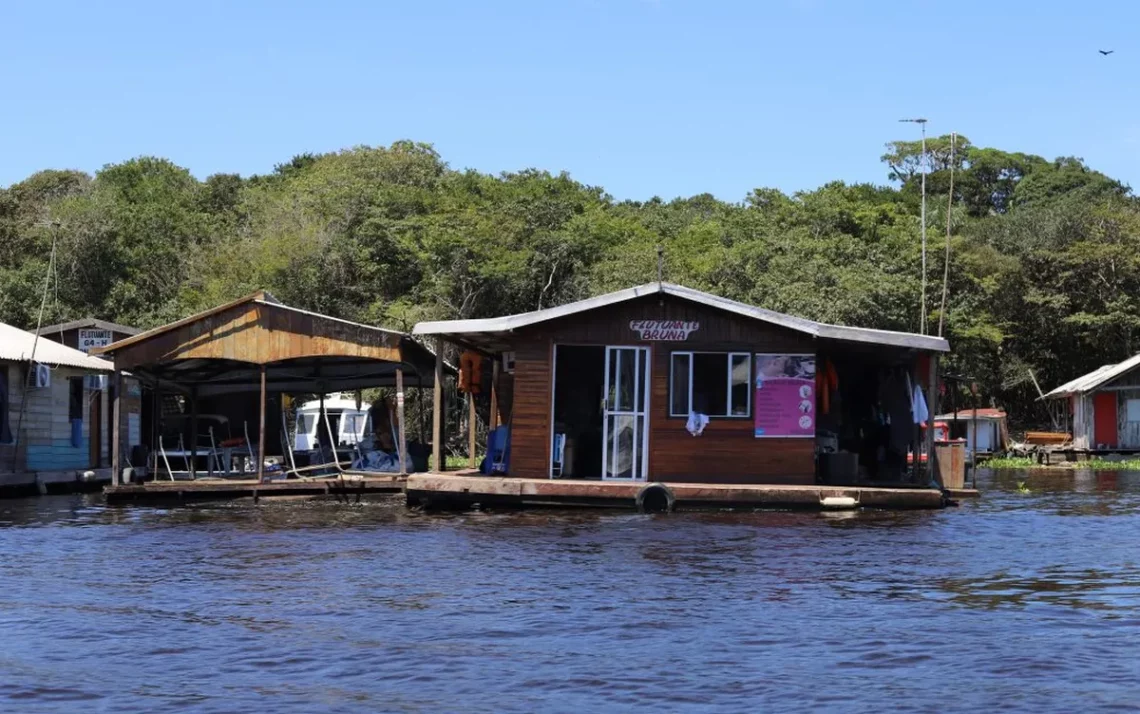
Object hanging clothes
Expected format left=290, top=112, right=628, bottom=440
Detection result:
left=817, top=359, right=839, bottom=414
left=686, top=412, right=710, bottom=437
left=912, top=384, right=930, bottom=425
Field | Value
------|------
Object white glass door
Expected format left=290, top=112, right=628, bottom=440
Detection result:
left=602, top=346, right=650, bottom=481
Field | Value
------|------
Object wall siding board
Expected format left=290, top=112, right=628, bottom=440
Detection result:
left=1116, top=389, right=1140, bottom=448
left=2, top=363, right=96, bottom=472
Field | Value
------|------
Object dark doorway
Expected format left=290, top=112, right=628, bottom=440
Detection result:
left=552, top=345, right=605, bottom=478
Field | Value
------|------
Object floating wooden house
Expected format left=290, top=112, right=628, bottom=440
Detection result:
left=1044, top=356, right=1140, bottom=450
left=409, top=283, right=952, bottom=510
left=933, top=408, right=1009, bottom=458
left=0, top=321, right=120, bottom=494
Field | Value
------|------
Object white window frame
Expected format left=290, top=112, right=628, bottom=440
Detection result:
left=669, top=351, right=752, bottom=418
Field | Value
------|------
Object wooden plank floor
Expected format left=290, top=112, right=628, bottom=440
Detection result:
left=104, top=472, right=406, bottom=504
left=406, top=473, right=947, bottom=511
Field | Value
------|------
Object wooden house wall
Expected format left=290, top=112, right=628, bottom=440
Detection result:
left=1115, top=389, right=1140, bottom=448
left=505, top=295, right=818, bottom=484
left=1072, top=394, right=1094, bottom=449
left=5, top=363, right=96, bottom=472
left=1100, top=369, right=1140, bottom=448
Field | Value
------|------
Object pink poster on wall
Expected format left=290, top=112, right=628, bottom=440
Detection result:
left=754, top=354, right=816, bottom=438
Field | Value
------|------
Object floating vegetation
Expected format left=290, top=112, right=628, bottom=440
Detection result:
left=984, top=457, right=1140, bottom=471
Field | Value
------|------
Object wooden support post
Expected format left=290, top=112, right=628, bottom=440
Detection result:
left=468, top=392, right=477, bottom=470
left=189, top=387, right=198, bottom=480
left=926, top=353, right=939, bottom=487
left=912, top=359, right=923, bottom=484
left=418, top=387, right=427, bottom=443
left=432, top=338, right=444, bottom=473
left=396, top=367, right=409, bottom=474
left=111, top=371, right=122, bottom=487
left=152, top=384, right=162, bottom=475
left=490, top=356, right=500, bottom=430
left=257, top=365, right=267, bottom=482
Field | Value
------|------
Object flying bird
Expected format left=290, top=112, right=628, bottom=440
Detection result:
left=1099, top=49, right=1115, bottom=55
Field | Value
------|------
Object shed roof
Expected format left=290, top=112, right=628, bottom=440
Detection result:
left=934, top=408, right=1007, bottom=421
left=413, top=282, right=950, bottom=353
left=0, top=322, right=114, bottom=371
left=36, top=317, right=141, bottom=336
left=94, top=291, right=448, bottom=395
left=1043, top=357, right=1140, bottom=399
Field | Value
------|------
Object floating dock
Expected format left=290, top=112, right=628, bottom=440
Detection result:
left=405, top=473, right=948, bottom=511
left=104, top=474, right=406, bottom=504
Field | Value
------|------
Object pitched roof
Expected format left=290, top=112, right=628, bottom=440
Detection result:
left=413, top=282, right=950, bottom=352
left=92, top=291, right=280, bottom=355
left=36, top=317, right=141, bottom=336
left=0, top=322, right=115, bottom=371
left=1043, top=357, right=1140, bottom=398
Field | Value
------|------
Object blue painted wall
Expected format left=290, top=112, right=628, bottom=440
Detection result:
left=26, top=439, right=89, bottom=471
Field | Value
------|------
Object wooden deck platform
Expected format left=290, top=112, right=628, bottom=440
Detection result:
left=405, top=473, right=947, bottom=511
left=104, top=473, right=406, bottom=504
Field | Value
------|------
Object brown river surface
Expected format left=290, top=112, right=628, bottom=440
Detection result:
left=3, top=468, right=1140, bottom=713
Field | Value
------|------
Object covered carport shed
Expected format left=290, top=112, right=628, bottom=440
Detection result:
left=96, top=291, right=445, bottom=487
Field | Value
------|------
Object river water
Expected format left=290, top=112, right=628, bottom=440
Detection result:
left=3, top=469, right=1140, bottom=713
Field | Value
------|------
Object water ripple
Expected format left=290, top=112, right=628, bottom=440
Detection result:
left=3, top=473, right=1140, bottom=711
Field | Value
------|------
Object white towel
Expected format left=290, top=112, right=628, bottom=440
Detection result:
left=686, top=412, right=710, bottom=437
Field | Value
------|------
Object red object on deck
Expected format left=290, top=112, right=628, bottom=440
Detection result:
left=1094, top=392, right=1118, bottom=447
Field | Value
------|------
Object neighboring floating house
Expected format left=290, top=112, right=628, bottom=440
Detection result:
left=1044, top=356, right=1140, bottom=450
left=37, top=318, right=141, bottom=355
left=933, top=408, right=1009, bottom=457
left=409, top=282, right=952, bottom=510
left=0, top=321, right=118, bottom=493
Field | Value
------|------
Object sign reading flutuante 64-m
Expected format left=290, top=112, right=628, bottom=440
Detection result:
left=629, top=320, right=699, bottom=341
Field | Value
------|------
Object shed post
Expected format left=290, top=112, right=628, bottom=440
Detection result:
left=927, top=354, right=940, bottom=487
left=490, top=357, right=500, bottom=430
left=432, top=338, right=444, bottom=473
left=111, top=371, right=122, bottom=487
left=257, top=365, right=267, bottom=482
left=189, top=387, right=198, bottom=480
left=153, top=384, right=162, bottom=475
left=468, top=393, right=477, bottom=470
left=396, top=366, right=409, bottom=474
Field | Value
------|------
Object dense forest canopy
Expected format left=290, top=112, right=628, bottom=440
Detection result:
left=1, top=137, right=1136, bottom=425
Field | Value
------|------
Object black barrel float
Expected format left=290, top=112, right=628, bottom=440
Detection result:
left=636, top=482, right=676, bottom=513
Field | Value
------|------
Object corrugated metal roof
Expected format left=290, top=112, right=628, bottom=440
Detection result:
left=413, top=282, right=950, bottom=353
left=0, top=322, right=115, bottom=371
left=1042, top=360, right=1137, bottom=399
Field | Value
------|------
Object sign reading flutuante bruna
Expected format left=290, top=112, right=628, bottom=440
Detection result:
left=629, top=320, right=699, bottom=341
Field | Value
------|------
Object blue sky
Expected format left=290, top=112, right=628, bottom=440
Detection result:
left=3, top=0, right=1137, bottom=201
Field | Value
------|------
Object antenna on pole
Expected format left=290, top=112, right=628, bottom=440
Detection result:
left=899, top=117, right=929, bottom=334
left=656, top=245, right=665, bottom=288
left=938, top=131, right=956, bottom=338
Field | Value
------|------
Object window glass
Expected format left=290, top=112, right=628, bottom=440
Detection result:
left=730, top=354, right=751, bottom=416
left=69, top=377, right=84, bottom=422
left=670, top=352, right=752, bottom=418
left=692, top=353, right=729, bottom=416
left=670, top=354, right=690, bottom=416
